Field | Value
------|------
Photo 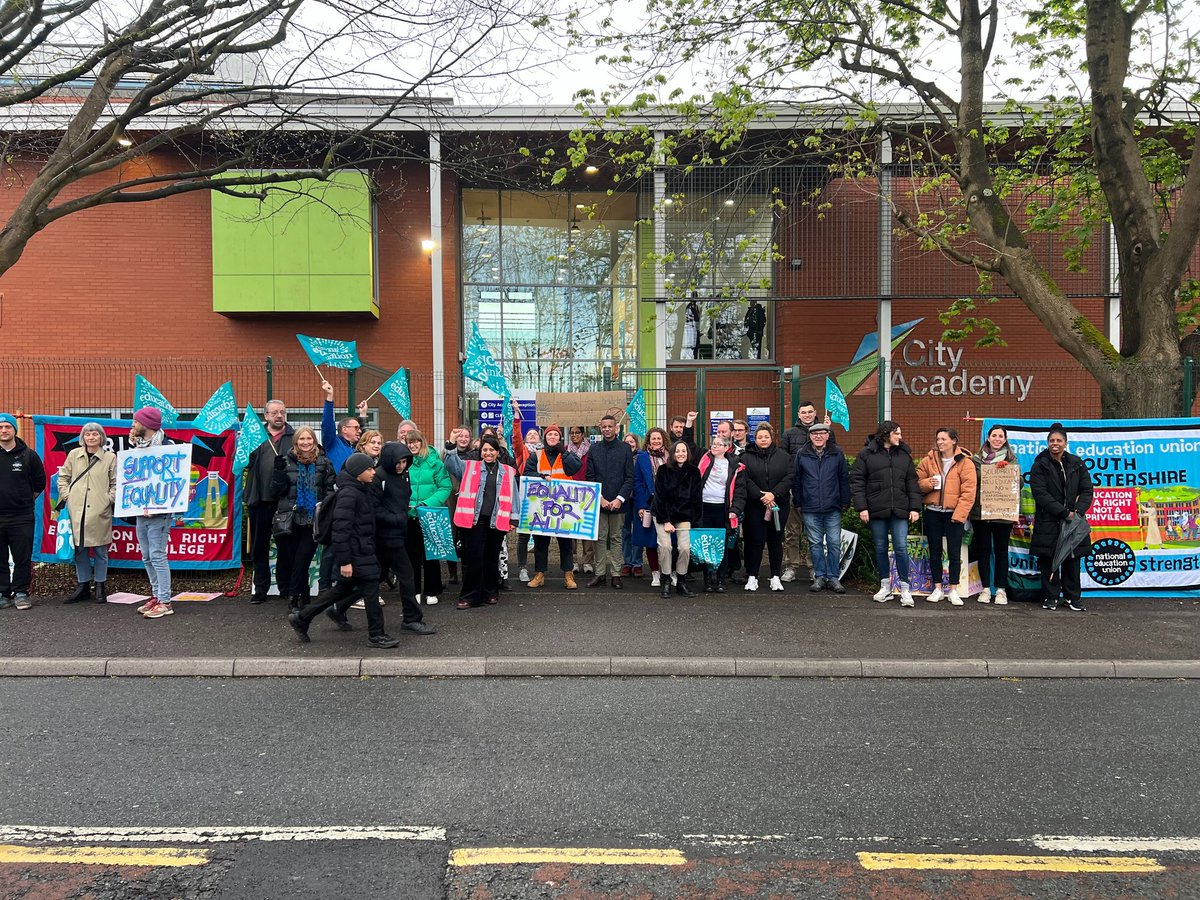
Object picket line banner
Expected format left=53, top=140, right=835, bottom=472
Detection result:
left=983, top=417, right=1200, bottom=598
left=516, top=478, right=602, bottom=541
left=115, top=444, right=194, bottom=517
left=33, top=416, right=242, bottom=570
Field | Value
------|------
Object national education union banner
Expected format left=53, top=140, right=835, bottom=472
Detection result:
left=984, top=417, right=1200, bottom=598
left=32, top=415, right=242, bottom=570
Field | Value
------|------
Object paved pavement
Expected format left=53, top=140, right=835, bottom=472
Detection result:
left=1, top=577, right=1198, bottom=676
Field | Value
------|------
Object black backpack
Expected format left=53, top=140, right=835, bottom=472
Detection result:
left=312, top=494, right=336, bottom=546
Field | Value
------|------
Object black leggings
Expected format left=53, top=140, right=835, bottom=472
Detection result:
left=923, top=508, right=964, bottom=587
left=744, top=502, right=788, bottom=579
left=973, top=520, right=1011, bottom=592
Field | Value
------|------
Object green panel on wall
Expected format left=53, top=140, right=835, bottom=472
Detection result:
left=637, top=219, right=657, bottom=369
left=274, top=275, right=311, bottom=312
left=212, top=171, right=374, bottom=314
left=309, top=275, right=377, bottom=316
left=213, top=275, right=275, bottom=313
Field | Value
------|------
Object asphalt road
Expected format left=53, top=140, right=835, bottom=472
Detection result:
left=3, top=678, right=1198, bottom=898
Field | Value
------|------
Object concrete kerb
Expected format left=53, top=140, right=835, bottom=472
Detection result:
left=1, top=657, right=1199, bottom=678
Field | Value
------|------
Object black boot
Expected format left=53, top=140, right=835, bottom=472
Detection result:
left=714, top=569, right=727, bottom=594
left=660, top=575, right=672, bottom=599
left=64, top=582, right=90, bottom=604
left=94, top=582, right=108, bottom=604
left=703, top=569, right=714, bottom=593
left=675, top=574, right=696, bottom=598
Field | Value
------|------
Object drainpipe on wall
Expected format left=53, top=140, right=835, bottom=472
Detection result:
left=878, top=130, right=894, bottom=422
left=429, top=132, right=445, bottom=448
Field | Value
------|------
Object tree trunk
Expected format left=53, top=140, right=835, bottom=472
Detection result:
left=1098, top=352, right=1183, bottom=418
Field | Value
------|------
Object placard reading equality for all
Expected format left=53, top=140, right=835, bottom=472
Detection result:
left=115, top=444, right=194, bottom=517
left=517, top=479, right=602, bottom=541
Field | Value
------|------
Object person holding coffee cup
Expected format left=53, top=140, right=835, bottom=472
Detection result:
left=916, top=427, right=978, bottom=605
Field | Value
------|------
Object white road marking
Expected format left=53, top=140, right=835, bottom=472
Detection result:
left=1033, top=836, right=1200, bottom=853
left=0, top=825, right=446, bottom=843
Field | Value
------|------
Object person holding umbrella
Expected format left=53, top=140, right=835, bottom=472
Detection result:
left=1029, top=422, right=1094, bottom=611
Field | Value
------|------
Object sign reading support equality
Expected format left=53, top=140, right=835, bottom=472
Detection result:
left=978, top=463, right=1021, bottom=521
left=115, top=444, right=194, bottom=517
left=517, top=478, right=602, bottom=541
left=536, top=391, right=627, bottom=429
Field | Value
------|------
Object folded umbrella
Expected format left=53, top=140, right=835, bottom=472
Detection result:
left=1050, top=513, right=1092, bottom=580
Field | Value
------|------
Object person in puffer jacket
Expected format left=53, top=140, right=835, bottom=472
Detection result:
left=289, top=454, right=399, bottom=649
left=652, top=440, right=703, bottom=598
left=375, top=440, right=435, bottom=635
left=792, top=423, right=851, bottom=594
left=915, top=427, right=978, bottom=606
left=697, top=437, right=747, bottom=593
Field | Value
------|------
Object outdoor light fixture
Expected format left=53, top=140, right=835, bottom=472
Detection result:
left=724, top=198, right=735, bottom=206
left=584, top=165, right=599, bottom=174
left=569, top=220, right=581, bottom=234
left=421, top=239, right=437, bottom=253
left=114, top=129, right=133, bottom=148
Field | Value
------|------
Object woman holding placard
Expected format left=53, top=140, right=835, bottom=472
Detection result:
left=58, top=422, right=117, bottom=605
left=971, top=425, right=1018, bottom=605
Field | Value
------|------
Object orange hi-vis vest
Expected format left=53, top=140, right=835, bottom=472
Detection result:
left=537, top=449, right=570, bottom=480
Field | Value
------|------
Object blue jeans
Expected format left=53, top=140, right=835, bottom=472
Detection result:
left=621, top=514, right=643, bottom=568
left=869, top=516, right=910, bottom=584
left=135, top=515, right=172, bottom=602
left=74, top=545, right=110, bottom=584
left=803, top=511, right=843, bottom=580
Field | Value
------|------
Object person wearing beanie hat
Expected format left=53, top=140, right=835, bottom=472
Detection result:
left=0, top=413, right=46, bottom=610
left=128, top=408, right=175, bottom=618
left=522, top=423, right=583, bottom=589
left=290, top=451, right=401, bottom=649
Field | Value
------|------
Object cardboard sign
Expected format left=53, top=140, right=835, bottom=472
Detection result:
left=536, top=391, right=627, bottom=429
left=517, top=478, right=602, bottom=541
left=115, top=444, right=194, bottom=517
left=979, top=462, right=1020, bottom=521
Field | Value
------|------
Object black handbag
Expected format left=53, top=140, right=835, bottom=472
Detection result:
left=271, top=507, right=295, bottom=538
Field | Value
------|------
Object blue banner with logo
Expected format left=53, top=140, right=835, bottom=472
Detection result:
left=689, top=528, right=727, bottom=567
left=296, top=334, right=361, bottom=369
left=133, top=375, right=179, bottom=427
left=192, top=381, right=239, bottom=434
left=983, top=417, right=1200, bottom=598
left=416, top=506, right=458, bottom=561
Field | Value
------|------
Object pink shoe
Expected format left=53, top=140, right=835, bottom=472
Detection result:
left=137, top=597, right=158, bottom=613
left=142, top=601, right=174, bottom=619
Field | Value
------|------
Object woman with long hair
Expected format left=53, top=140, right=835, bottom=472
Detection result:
left=740, top=422, right=793, bottom=592
left=630, top=428, right=668, bottom=583
left=850, top=420, right=922, bottom=607
left=270, top=425, right=336, bottom=610
left=405, top=428, right=452, bottom=605
left=454, top=436, right=518, bottom=608
left=971, top=425, right=1018, bottom=605
left=697, top=436, right=746, bottom=593
left=356, top=429, right=383, bottom=463
left=652, top=439, right=703, bottom=597
left=916, top=427, right=977, bottom=605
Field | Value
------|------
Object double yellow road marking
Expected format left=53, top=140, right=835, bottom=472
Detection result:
left=0, top=844, right=210, bottom=867
left=857, top=851, right=1165, bottom=873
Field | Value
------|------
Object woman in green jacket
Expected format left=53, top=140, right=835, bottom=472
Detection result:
left=405, top=429, right=452, bottom=604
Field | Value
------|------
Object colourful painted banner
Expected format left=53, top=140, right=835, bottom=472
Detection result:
left=689, top=528, right=727, bottom=567
left=983, top=417, right=1200, bottom=598
left=33, top=416, right=242, bottom=570
left=416, top=505, right=458, bottom=561
left=192, top=381, right=239, bottom=434
left=115, top=444, right=194, bottom=517
left=516, top=478, right=602, bottom=541
left=133, top=374, right=179, bottom=427
left=296, top=334, right=361, bottom=369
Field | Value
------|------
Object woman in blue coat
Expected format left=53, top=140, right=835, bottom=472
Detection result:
left=632, top=428, right=668, bottom=586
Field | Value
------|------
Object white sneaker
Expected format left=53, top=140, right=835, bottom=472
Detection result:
left=994, top=589, right=1008, bottom=606
left=650, top=571, right=661, bottom=587
left=744, top=576, right=759, bottom=592
left=519, top=568, right=530, bottom=583
left=926, top=585, right=944, bottom=603
left=769, top=576, right=784, bottom=592
left=583, top=565, right=594, bottom=575
left=350, top=599, right=365, bottom=610
left=948, top=589, right=964, bottom=606
left=976, top=588, right=992, bottom=604
left=425, top=595, right=439, bottom=606
left=873, top=580, right=892, bottom=602
left=899, top=582, right=915, bottom=607
left=781, top=567, right=796, bottom=583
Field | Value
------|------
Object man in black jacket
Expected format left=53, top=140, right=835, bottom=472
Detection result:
left=585, top=414, right=634, bottom=588
left=289, top=453, right=399, bottom=648
left=0, top=413, right=45, bottom=609
left=244, top=400, right=294, bottom=604
left=780, top=400, right=836, bottom=584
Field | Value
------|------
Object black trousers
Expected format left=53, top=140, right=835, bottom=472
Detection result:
left=296, top=576, right=385, bottom=638
left=275, top=525, right=318, bottom=604
left=460, top=522, right=504, bottom=606
left=744, top=502, right=788, bottom=579
left=973, top=521, right=1012, bottom=592
left=318, top=547, right=335, bottom=592
left=0, top=512, right=34, bottom=595
left=1038, top=554, right=1082, bottom=604
left=247, top=502, right=285, bottom=597
left=406, top=520, right=445, bottom=597
left=923, top=509, right=964, bottom=587
left=377, top=539, right=424, bottom=624
left=533, top=534, right=573, bottom=573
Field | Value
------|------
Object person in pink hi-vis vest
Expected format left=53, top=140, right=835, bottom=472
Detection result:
left=453, top=436, right=518, bottom=609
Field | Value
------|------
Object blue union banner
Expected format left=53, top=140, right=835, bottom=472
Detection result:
left=516, top=478, right=602, bottom=541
